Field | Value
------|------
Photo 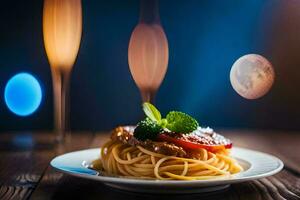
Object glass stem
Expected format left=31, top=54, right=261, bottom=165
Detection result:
left=52, top=68, right=70, bottom=142
left=141, top=89, right=156, bottom=104
left=139, top=0, right=160, bottom=24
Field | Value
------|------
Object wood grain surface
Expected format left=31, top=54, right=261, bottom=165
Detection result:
left=0, top=130, right=299, bottom=200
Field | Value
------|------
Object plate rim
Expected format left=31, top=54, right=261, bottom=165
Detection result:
left=50, top=147, right=284, bottom=186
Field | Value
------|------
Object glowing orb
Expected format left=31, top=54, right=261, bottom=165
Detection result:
left=4, top=73, right=42, bottom=116
left=230, top=54, right=275, bottom=99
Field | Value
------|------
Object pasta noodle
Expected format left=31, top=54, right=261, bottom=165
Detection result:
left=93, top=139, right=243, bottom=180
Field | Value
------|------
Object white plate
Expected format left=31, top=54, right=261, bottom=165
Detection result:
left=50, top=147, right=283, bottom=194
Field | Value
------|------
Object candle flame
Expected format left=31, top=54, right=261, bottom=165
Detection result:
left=43, top=0, right=82, bottom=72
left=128, top=23, right=169, bottom=94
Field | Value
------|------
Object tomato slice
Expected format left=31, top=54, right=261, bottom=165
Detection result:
left=157, top=128, right=232, bottom=153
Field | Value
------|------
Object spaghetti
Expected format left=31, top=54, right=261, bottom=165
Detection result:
left=93, top=139, right=243, bottom=180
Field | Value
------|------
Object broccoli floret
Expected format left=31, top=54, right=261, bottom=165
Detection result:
left=133, top=118, right=163, bottom=141
left=166, top=111, right=199, bottom=133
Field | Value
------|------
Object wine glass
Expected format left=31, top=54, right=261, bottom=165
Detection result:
left=128, top=0, right=169, bottom=103
left=43, top=0, right=82, bottom=141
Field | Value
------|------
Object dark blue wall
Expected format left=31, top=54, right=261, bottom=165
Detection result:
left=1, top=0, right=299, bottom=132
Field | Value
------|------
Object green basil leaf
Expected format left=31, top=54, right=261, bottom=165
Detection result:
left=142, top=102, right=161, bottom=123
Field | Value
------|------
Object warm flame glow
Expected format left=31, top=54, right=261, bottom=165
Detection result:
left=128, top=23, right=169, bottom=96
left=43, top=0, right=82, bottom=71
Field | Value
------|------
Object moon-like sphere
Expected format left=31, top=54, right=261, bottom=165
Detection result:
left=4, top=73, right=42, bottom=116
left=230, top=54, right=275, bottom=99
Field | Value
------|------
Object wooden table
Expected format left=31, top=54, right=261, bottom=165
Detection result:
left=0, top=130, right=299, bottom=200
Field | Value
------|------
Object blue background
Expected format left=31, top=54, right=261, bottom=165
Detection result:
left=1, top=0, right=299, bottom=132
